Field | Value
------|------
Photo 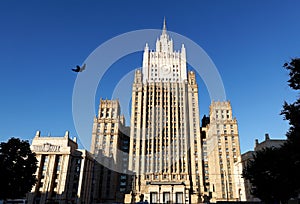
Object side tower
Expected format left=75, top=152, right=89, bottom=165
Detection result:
left=125, top=20, right=204, bottom=204
left=90, top=99, right=130, bottom=203
left=201, top=101, right=245, bottom=202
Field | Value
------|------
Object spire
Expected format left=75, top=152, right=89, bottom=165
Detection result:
left=35, top=130, right=40, bottom=138
left=162, top=17, right=167, bottom=35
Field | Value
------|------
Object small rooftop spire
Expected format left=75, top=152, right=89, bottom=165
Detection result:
left=35, top=130, right=40, bottom=137
left=162, top=17, right=167, bottom=35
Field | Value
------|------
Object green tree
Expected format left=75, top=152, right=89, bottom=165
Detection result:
left=281, top=57, right=300, bottom=197
left=283, top=58, right=300, bottom=90
left=0, top=137, right=38, bottom=200
left=281, top=58, right=300, bottom=144
left=243, top=147, right=293, bottom=204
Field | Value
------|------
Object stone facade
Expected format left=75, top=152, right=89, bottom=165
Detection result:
left=201, top=101, right=246, bottom=202
left=27, top=20, right=248, bottom=204
left=90, top=99, right=130, bottom=203
left=124, top=20, right=204, bottom=204
left=27, top=131, right=95, bottom=204
left=254, top=133, right=285, bottom=151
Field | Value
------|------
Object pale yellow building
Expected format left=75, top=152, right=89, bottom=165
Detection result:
left=90, top=99, right=130, bottom=203
left=89, top=20, right=246, bottom=204
left=124, top=20, right=204, bottom=204
left=201, top=101, right=246, bottom=202
left=27, top=131, right=95, bottom=204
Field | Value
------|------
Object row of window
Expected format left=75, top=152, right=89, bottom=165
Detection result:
left=151, top=73, right=180, bottom=78
left=216, top=109, right=230, bottom=114
left=217, top=124, right=234, bottom=129
left=219, top=147, right=237, bottom=152
left=149, top=191, right=184, bottom=203
left=150, top=51, right=181, bottom=58
left=149, top=78, right=181, bottom=82
left=146, top=86, right=185, bottom=91
left=99, top=110, right=118, bottom=118
left=151, top=67, right=180, bottom=72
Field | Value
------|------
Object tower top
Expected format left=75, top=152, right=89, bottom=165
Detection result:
left=156, top=17, right=172, bottom=53
left=141, top=19, right=187, bottom=83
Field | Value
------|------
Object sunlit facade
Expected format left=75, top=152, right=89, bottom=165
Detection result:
left=27, top=131, right=95, bottom=204
left=201, top=101, right=246, bottom=202
left=90, top=99, right=130, bottom=203
left=124, top=20, right=204, bottom=204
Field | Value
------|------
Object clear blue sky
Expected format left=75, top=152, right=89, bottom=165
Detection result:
left=0, top=0, right=299, bottom=153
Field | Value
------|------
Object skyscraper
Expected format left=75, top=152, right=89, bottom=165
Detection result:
left=90, top=99, right=130, bottom=203
left=201, top=101, right=245, bottom=202
left=90, top=20, right=246, bottom=203
left=125, top=20, right=204, bottom=204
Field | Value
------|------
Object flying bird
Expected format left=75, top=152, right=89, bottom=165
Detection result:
left=72, top=64, right=86, bottom=72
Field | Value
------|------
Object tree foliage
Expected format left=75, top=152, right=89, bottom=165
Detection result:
left=0, top=137, right=38, bottom=200
left=283, top=58, right=300, bottom=90
left=281, top=57, right=300, bottom=198
left=243, top=147, right=295, bottom=203
left=281, top=98, right=300, bottom=143
left=243, top=57, right=300, bottom=203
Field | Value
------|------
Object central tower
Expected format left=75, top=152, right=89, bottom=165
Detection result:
left=125, top=20, right=204, bottom=203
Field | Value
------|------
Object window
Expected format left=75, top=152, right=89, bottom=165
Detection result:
left=176, top=192, right=183, bottom=203
left=163, top=192, right=170, bottom=203
left=150, top=192, right=158, bottom=203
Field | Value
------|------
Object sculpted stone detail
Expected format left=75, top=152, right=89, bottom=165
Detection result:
left=33, top=143, right=61, bottom=152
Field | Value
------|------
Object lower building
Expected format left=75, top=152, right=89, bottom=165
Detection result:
left=240, top=151, right=257, bottom=202
left=241, top=133, right=286, bottom=202
left=254, top=133, right=286, bottom=151
left=27, top=131, right=96, bottom=204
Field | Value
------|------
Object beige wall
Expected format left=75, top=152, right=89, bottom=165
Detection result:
left=126, top=25, right=204, bottom=203
left=202, top=101, right=246, bottom=202
left=90, top=99, right=130, bottom=203
left=27, top=131, right=95, bottom=204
